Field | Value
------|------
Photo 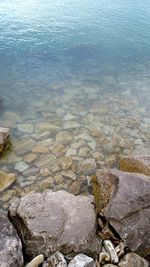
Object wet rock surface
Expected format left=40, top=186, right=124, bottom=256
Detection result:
left=92, top=169, right=150, bottom=257
left=0, top=170, right=16, bottom=192
left=0, top=213, right=24, bottom=267
left=119, top=155, right=150, bottom=176
left=0, top=127, right=9, bottom=155
left=9, top=190, right=101, bottom=259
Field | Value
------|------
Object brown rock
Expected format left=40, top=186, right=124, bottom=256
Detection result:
left=23, top=153, right=37, bottom=163
left=0, top=170, right=16, bottom=192
left=0, top=127, right=9, bottom=154
left=13, top=137, right=36, bottom=156
left=40, top=168, right=51, bottom=177
left=32, top=145, right=49, bottom=154
left=59, top=156, right=73, bottom=170
left=69, top=181, right=80, bottom=195
left=119, top=155, right=150, bottom=176
left=38, top=177, right=54, bottom=190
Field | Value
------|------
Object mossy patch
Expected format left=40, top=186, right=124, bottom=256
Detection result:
left=0, top=140, right=13, bottom=159
left=91, top=174, right=103, bottom=213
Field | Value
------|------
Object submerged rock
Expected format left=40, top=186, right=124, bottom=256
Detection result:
left=35, top=122, right=61, bottom=134
left=13, top=137, right=36, bottom=156
left=14, top=161, right=30, bottom=172
left=0, top=170, right=16, bottom=192
left=0, top=213, right=23, bottom=267
left=17, top=123, right=33, bottom=134
left=92, top=169, right=150, bottom=257
left=77, top=158, right=97, bottom=175
left=3, top=111, right=21, bottom=123
left=55, top=131, right=73, bottom=145
left=9, top=190, right=101, bottom=259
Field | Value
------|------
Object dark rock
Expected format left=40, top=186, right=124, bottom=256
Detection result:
left=119, top=155, right=150, bottom=176
left=91, top=169, right=150, bottom=257
left=118, top=252, right=149, bottom=267
left=0, top=213, right=24, bottom=267
left=9, top=190, right=101, bottom=259
left=0, top=127, right=9, bottom=155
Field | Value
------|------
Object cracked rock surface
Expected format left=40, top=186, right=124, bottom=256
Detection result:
left=92, top=169, right=150, bottom=257
left=9, top=190, right=101, bottom=259
left=0, top=213, right=23, bottom=267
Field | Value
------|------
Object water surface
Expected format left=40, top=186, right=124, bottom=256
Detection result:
left=0, top=0, right=150, bottom=209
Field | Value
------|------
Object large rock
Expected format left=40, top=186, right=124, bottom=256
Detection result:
left=9, top=190, right=101, bottom=259
left=0, top=170, right=16, bottom=192
left=119, top=155, right=150, bottom=176
left=91, top=169, right=150, bottom=257
left=0, top=127, right=9, bottom=154
left=0, top=213, right=24, bottom=267
left=118, top=252, right=149, bottom=267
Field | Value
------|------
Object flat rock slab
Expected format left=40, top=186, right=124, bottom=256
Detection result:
left=92, top=169, right=150, bottom=257
left=0, top=127, right=9, bottom=154
left=0, top=213, right=23, bottom=267
left=119, top=155, right=150, bottom=176
left=9, top=190, right=101, bottom=259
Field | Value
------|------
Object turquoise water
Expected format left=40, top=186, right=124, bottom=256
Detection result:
left=0, top=0, right=150, bottom=208
left=0, top=0, right=150, bottom=96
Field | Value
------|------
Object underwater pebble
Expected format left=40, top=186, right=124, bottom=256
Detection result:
left=17, top=123, right=33, bottom=133
left=14, top=161, right=30, bottom=172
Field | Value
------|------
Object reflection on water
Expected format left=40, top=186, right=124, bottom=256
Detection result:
left=0, top=0, right=150, bottom=209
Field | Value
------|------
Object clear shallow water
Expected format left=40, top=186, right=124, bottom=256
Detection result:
left=0, top=0, right=150, bottom=209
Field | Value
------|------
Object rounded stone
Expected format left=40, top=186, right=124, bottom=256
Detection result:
left=0, top=171, right=16, bottom=192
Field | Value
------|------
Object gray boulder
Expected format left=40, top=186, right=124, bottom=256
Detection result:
left=9, top=190, right=101, bottom=259
left=118, top=252, right=149, bottom=267
left=0, top=213, right=24, bottom=267
left=0, top=127, right=9, bottom=154
left=91, top=169, right=150, bottom=257
left=68, top=254, right=95, bottom=267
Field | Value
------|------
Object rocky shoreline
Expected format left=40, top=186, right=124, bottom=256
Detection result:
left=0, top=136, right=150, bottom=267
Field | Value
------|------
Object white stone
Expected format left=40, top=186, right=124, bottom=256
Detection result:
left=26, top=254, right=44, bottom=267
left=68, top=254, right=95, bottom=267
left=103, top=240, right=119, bottom=264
